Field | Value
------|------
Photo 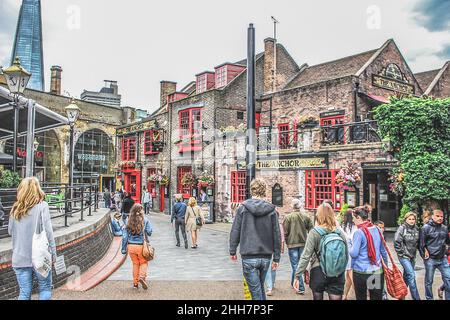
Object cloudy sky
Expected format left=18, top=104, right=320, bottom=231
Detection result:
left=0, top=0, right=449, bottom=113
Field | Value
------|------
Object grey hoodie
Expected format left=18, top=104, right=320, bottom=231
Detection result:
left=229, top=198, right=281, bottom=262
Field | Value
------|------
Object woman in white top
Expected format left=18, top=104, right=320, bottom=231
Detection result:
left=340, top=208, right=357, bottom=300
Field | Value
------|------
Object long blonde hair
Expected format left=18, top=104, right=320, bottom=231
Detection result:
left=188, top=197, right=197, bottom=207
left=11, top=177, right=45, bottom=221
left=316, top=203, right=337, bottom=231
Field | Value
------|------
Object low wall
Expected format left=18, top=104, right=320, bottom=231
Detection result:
left=0, top=211, right=113, bottom=300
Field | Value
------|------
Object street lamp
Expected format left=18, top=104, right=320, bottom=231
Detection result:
left=33, top=138, right=39, bottom=177
left=65, top=99, right=80, bottom=212
left=2, top=57, right=31, bottom=173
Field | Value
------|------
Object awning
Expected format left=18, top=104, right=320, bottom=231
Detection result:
left=359, top=92, right=390, bottom=105
left=0, top=85, right=69, bottom=140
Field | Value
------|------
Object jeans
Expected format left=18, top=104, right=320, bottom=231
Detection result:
left=174, top=218, right=187, bottom=245
left=353, top=271, right=385, bottom=300
left=288, top=247, right=305, bottom=292
left=14, top=267, right=52, bottom=300
left=424, top=257, right=450, bottom=300
left=143, top=202, right=151, bottom=215
left=264, top=259, right=277, bottom=291
left=399, top=257, right=421, bottom=300
left=242, top=258, right=271, bottom=300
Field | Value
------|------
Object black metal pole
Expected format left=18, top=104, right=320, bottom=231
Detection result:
left=246, top=23, right=256, bottom=200
left=69, top=124, right=74, bottom=212
left=12, top=98, right=19, bottom=173
left=80, top=186, right=84, bottom=222
left=88, top=185, right=92, bottom=216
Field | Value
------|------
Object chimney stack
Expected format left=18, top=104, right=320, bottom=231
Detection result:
left=160, top=81, right=177, bottom=107
left=50, top=66, right=62, bottom=95
left=263, top=38, right=276, bottom=93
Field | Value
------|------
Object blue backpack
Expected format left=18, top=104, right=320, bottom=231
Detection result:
left=314, top=227, right=348, bottom=278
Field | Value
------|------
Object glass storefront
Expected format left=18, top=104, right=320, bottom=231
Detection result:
left=74, top=129, right=115, bottom=183
left=4, top=130, right=61, bottom=182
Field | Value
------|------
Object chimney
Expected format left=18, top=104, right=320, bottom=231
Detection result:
left=50, top=66, right=62, bottom=95
left=160, top=81, right=177, bottom=107
left=110, top=81, right=119, bottom=95
left=264, top=38, right=276, bottom=93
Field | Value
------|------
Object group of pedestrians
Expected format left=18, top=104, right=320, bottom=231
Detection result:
left=229, top=178, right=450, bottom=301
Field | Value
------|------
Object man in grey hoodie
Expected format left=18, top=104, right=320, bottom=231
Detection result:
left=229, top=179, right=281, bottom=300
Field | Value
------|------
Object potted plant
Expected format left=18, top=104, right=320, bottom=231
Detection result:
left=181, top=172, right=196, bottom=187
left=298, top=115, right=319, bottom=128
left=198, top=171, right=214, bottom=187
left=389, top=168, right=405, bottom=196
left=335, top=161, right=361, bottom=190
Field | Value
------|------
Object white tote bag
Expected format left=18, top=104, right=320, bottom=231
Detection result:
left=32, top=205, right=52, bottom=278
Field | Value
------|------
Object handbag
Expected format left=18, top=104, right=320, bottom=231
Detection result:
left=192, top=207, right=202, bottom=227
left=377, top=229, right=408, bottom=300
left=141, top=221, right=155, bottom=261
left=32, top=204, right=52, bottom=278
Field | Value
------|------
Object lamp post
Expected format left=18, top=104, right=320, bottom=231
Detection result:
left=33, top=138, right=39, bottom=177
left=65, top=99, right=80, bottom=212
left=2, top=57, right=31, bottom=173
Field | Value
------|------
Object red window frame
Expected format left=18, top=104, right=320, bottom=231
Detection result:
left=121, top=137, right=136, bottom=161
left=144, top=130, right=162, bottom=155
left=178, top=108, right=202, bottom=153
left=196, top=74, right=207, bottom=93
left=231, top=171, right=246, bottom=203
left=177, top=166, right=192, bottom=198
left=305, top=170, right=342, bottom=211
left=147, top=168, right=157, bottom=197
left=320, top=115, right=345, bottom=144
left=278, top=123, right=290, bottom=150
left=255, top=112, right=261, bottom=134
left=216, top=66, right=227, bottom=88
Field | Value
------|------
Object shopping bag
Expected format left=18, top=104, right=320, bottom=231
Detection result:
left=32, top=206, right=52, bottom=278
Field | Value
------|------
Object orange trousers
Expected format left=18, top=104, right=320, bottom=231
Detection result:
left=128, top=244, right=148, bottom=285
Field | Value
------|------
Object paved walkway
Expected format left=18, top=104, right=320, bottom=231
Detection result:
left=53, top=212, right=447, bottom=300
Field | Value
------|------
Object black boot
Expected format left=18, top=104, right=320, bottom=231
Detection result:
left=176, top=242, right=180, bottom=247
left=185, top=242, right=188, bottom=249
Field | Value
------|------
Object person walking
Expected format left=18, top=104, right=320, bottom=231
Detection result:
left=185, top=197, right=205, bottom=248
left=121, top=204, right=153, bottom=290
left=265, top=211, right=285, bottom=296
left=229, top=179, right=281, bottom=301
left=349, top=206, right=389, bottom=300
left=394, top=211, right=421, bottom=300
left=8, top=177, right=57, bottom=300
left=103, top=188, right=111, bottom=209
left=419, top=209, right=450, bottom=300
left=121, top=192, right=134, bottom=225
left=283, top=199, right=313, bottom=295
left=171, top=194, right=188, bottom=249
left=340, top=208, right=357, bottom=300
left=114, top=190, right=122, bottom=213
left=141, top=187, right=152, bottom=215
left=293, top=203, right=348, bottom=300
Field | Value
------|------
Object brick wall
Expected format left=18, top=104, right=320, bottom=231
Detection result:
left=0, top=215, right=113, bottom=300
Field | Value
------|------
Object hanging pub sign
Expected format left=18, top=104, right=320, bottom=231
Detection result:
left=256, top=153, right=328, bottom=171
left=272, top=183, right=283, bottom=207
left=116, top=119, right=156, bottom=136
left=320, top=109, right=345, bottom=118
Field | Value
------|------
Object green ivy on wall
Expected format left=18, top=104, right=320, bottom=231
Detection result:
left=0, top=168, right=21, bottom=188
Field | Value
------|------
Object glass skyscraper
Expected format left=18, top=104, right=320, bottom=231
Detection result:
left=11, top=0, right=45, bottom=91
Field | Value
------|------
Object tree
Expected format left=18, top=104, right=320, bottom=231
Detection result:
left=373, top=96, right=450, bottom=212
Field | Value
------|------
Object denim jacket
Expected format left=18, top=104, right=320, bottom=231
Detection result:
left=121, top=218, right=153, bottom=254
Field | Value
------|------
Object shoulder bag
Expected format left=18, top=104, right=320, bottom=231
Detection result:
left=141, top=220, right=155, bottom=261
left=192, top=207, right=203, bottom=227
left=377, top=229, right=408, bottom=300
left=32, top=204, right=53, bottom=278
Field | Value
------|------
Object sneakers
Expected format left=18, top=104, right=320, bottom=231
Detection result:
left=266, top=290, right=273, bottom=296
left=438, top=288, right=444, bottom=299
left=139, top=278, right=148, bottom=290
left=133, top=284, right=139, bottom=290
left=297, top=290, right=305, bottom=295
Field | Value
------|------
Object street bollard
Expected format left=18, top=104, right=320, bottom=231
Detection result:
left=64, top=186, right=69, bottom=227
left=88, top=185, right=92, bottom=216
left=94, top=184, right=98, bottom=212
left=80, top=186, right=85, bottom=222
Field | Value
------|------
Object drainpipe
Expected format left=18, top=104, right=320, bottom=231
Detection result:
left=353, top=79, right=360, bottom=123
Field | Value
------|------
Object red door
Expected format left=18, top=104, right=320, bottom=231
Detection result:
left=124, top=171, right=141, bottom=203
left=159, top=186, right=165, bottom=212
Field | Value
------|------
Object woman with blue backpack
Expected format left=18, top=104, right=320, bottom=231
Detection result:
left=293, top=203, right=348, bottom=300
left=350, top=206, right=389, bottom=300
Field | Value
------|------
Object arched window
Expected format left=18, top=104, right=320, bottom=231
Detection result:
left=74, top=129, right=114, bottom=183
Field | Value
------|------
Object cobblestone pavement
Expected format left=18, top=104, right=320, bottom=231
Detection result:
left=54, top=212, right=447, bottom=300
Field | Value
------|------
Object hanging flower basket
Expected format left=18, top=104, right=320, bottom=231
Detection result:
left=159, top=175, right=170, bottom=186
left=198, top=171, right=215, bottom=187
left=298, top=116, right=319, bottom=128
left=120, top=161, right=136, bottom=168
left=181, top=172, right=197, bottom=187
left=148, top=174, right=159, bottom=182
left=335, top=162, right=361, bottom=190
left=388, top=169, right=405, bottom=196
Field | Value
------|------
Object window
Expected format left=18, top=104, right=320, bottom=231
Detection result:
left=177, top=166, right=192, bottom=197
left=178, top=108, right=202, bottom=153
left=256, top=112, right=261, bottom=134
left=278, top=123, right=290, bottom=149
left=216, top=66, right=227, bottom=88
left=196, top=74, right=207, bottom=94
left=144, top=130, right=163, bottom=155
left=305, top=170, right=342, bottom=210
left=231, top=171, right=246, bottom=203
left=237, top=111, right=244, bottom=120
left=147, top=168, right=157, bottom=197
left=121, top=137, right=136, bottom=161
left=321, top=115, right=345, bottom=144
left=385, top=63, right=403, bottom=81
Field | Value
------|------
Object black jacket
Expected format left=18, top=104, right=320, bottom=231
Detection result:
left=229, top=199, right=281, bottom=262
left=419, top=221, right=450, bottom=260
left=121, top=197, right=135, bottom=214
left=394, top=223, right=419, bottom=260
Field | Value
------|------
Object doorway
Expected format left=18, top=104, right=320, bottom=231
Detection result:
left=363, top=169, right=400, bottom=228
left=124, top=171, right=141, bottom=203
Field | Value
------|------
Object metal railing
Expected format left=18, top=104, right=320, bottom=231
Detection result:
left=257, top=129, right=299, bottom=153
left=0, top=182, right=100, bottom=239
left=321, top=121, right=381, bottom=145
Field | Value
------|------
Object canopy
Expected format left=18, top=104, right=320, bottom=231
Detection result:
left=0, top=85, right=69, bottom=139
